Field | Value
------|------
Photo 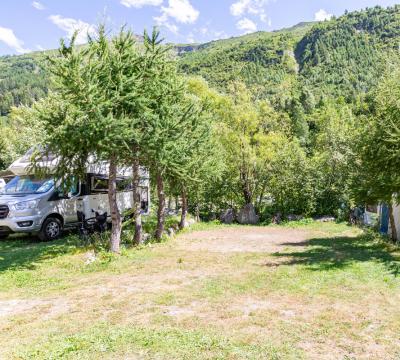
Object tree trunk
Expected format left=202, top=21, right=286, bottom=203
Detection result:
left=240, top=171, right=252, bottom=205
left=195, top=203, right=200, bottom=222
left=179, top=186, right=188, bottom=230
left=156, top=171, right=166, bottom=240
left=108, top=156, right=122, bottom=253
left=132, top=157, right=142, bottom=245
left=389, top=203, right=398, bottom=242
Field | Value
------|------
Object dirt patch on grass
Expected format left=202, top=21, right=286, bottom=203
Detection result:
left=178, top=226, right=313, bottom=253
left=0, top=299, right=45, bottom=317
left=0, top=298, right=70, bottom=318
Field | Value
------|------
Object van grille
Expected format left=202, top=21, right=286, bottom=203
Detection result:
left=0, top=205, right=9, bottom=219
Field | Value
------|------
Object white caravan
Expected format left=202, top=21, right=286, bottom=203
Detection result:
left=0, top=150, right=150, bottom=241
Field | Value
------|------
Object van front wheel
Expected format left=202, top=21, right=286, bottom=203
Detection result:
left=38, top=217, right=62, bottom=242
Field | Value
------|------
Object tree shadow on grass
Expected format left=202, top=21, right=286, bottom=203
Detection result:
left=271, top=233, right=400, bottom=276
left=0, top=236, right=78, bottom=272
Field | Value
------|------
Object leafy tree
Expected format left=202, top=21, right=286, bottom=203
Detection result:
left=165, top=78, right=223, bottom=228
left=32, top=26, right=146, bottom=253
left=353, top=62, right=400, bottom=240
left=219, top=82, right=263, bottom=206
left=123, top=29, right=169, bottom=245
left=0, top=106, right=44, bottom=169
left=310, top=100, right=355, bottom=216
left=139, top=37, right=195, bottom=239
left=262, top=133, right=315, bottom=216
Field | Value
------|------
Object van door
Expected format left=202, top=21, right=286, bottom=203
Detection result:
left=87, top=175, right=110, bottom=219
left=61, top=181, right=83, bottom=225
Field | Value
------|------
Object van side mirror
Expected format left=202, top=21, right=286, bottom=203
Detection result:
left=49, top=191, right=70, bottom=202
left=58, top=192, right=70, bottom=200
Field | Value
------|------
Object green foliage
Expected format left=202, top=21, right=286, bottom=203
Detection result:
left=30, top=27, right=147, bottom=180
left=0, top=106, right=45, bottom=169
left=353, top=61, right=400, bottom=204
left=262, top=134, right=315, bottom=216
left=309, top=101, right=356, bottom=215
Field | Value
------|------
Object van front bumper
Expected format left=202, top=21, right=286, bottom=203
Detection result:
left=0, top=215, right=43, bottom=234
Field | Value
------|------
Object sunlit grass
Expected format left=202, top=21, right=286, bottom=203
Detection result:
left=0, top=222, right=399, bottom=359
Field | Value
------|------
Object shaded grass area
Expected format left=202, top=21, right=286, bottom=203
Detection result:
left=190, top=231, right=400, bottom=303
left=0, top=237, right=79, bottom=272
left=0, top=234, right=157, bottom=296
left=275, top=231, right=400, bottom=275
left=0, top=213, right=191, bottom=297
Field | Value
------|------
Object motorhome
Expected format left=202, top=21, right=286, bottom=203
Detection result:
left=0, top=150, right=150, bottom=241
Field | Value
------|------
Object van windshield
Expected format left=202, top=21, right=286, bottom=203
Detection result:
left=0, top=176, right=54, bottom=195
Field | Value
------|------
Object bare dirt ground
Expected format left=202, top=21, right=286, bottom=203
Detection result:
left=178, top=226, right=312, bottom=253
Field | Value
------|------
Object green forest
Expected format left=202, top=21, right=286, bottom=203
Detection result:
left=1, top=5, right=400, bottom=247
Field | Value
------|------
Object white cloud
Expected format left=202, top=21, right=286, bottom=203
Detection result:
left=158, top=0, right=199, bottom=24
left=121, top=0, right=163, bottom=8
left=231, top=0, right=246, bottom=16
left=315, top=9, right=333, bottom=21
left=157, top=18, right=179, bottom=34
left=0, top=26, right=29, bottom=53
left=154, top=0, right=199, bottom=35
left=32, top=1, right=45, bottom=10
left=236, top=17, right=257, bottom=34
left=49, top=15, right=96, bottom=45
left=230, top=0, right=269, bottom=23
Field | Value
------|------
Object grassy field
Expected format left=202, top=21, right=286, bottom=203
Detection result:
left=0, top=222, right=399, bottom=359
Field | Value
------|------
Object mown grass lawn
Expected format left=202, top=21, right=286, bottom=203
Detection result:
left=0, top=222, right=399, bottom=359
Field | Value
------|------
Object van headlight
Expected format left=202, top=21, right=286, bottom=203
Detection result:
left=11, top=200, right=39, bottom=211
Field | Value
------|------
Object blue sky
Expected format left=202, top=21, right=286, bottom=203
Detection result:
left=0, top=0, right=399, bottom=55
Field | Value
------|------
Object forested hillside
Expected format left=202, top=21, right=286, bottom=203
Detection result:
left=180, top=5, right=400, bottom=104
left=178, top=23, right=313, bottom=102
left=296, top=6, right=400, bottom=101
left=0, top=52, right=50, bottom=116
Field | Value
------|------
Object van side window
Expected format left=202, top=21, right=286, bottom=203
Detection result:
left=117, top=178, right=132, bottom=192
left=52, top=178, right=79, bottom=200
left=91, top=176, right=109, bottom=193
left=90, top=175, right=133, bottom=193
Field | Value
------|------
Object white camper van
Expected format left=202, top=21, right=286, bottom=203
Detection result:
left=0, top=150, right=150, bottom=241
